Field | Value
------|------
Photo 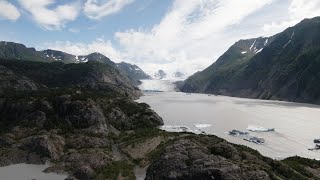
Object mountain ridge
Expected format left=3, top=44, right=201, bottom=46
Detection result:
left=0, top=41, right=149, bottom=84
left=180, top=17, right=320, bottom=104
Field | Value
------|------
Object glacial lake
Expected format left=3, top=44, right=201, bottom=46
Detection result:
left=137, top=91, right=320, bottom=160
left=0, top=163, right=67, bottom=180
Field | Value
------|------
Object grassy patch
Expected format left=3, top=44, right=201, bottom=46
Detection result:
left=95, top=161, right=135, bottom=180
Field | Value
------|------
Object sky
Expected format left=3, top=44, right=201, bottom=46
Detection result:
left=0, top=0, right=320, bottom=76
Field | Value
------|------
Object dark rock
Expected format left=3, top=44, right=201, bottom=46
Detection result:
left=19, top=134, right=65, bottom=161
left=25, top=111, right=47, bottom=128
left=146, top=139, right=269, bottom=180
left=74, top=166, right=96, bottom=180
left=62, top=149, right=111, bottom=170
left=56, top=98, right=108, bottom=132
left=244, top=171, right=270, bottom=180
left=0, top=65, right=40, bottom=93
left=66, top=135, right=110, bottom=149
left=0, top=133, right=16, bottom=147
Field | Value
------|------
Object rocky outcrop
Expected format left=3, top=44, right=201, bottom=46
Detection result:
left=0, top=88, right=164, bottom=178
left=146, top=139, right=247, bottom=180
left=0, top=132, right=65, bottom=166
left=0, top=65, right=41, bottom=93
left=145, top=135, right=320, bottom=180
left=55, top=97, right=108, bottom=132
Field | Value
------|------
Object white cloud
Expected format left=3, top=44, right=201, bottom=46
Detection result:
left=84, top=0, right=135, bottom=19
left=45, top=38, right=123, bottom=62
left=114, top=0, right=275, bottom=74
left=263, top=0, right=320, bottom=35
left=0, top=1, right=20, bottom=21
left=18, top=0, right=80, bottom=30
left=41, top=0, right=320, bottom=76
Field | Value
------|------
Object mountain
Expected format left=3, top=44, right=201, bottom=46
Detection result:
left=0, top=59, right=140, bottom=98
left=0, top=41, right=48, bottom=62
left=172, top=71, right=186, bottom=79
left=1, top=60, right=320, bottom=180
left=116, top=62, right=151, bottom=85
left=0, top=42, right=119, bottom=65
left=180, top=17, right=320, bottom=104
left=0, top=42, right=151, bottom=84
left=154, top=69, right=167, bottom=79
left=1, top=46, right=320, bottom=180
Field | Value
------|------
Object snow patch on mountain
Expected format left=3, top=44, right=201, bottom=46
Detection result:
left=250, top=40, right=256, bottom=50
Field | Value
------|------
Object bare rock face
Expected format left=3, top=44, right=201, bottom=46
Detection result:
left=98, top=98, right=164, bottom=131
left=66, top=134, right=110, bottom=149
left=55, top=97, right=108, bottom=132
left=0, top=65, right=41, bottom=93
left=74, top=165, right=96, bottom=180
left=0, top=133, right=65, bottom=166
left=19, top=134, right=65, bottom=162
left=146, top=139, right=270, bottom=180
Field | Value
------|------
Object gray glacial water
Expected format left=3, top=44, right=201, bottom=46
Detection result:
left=0, top=163, right=67, bottom=180
left=137, top=91, right=320, bottom=160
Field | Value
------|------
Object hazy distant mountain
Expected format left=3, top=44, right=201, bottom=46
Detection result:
left=154, top=70, right=167, bottom=79
left=116, top=62, right=151, bottom=84
left=180, top=17, right=320, bottom=104
left=172, top=71, right=186, bottom=79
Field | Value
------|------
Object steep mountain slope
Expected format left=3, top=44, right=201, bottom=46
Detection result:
left=181, top=17, right=320, bottom=104
left=116, top=62, right=151, bottom=85
left=0, top=59, right=140, bottom=98
left=0, top=42, right=115, bottom=65
left=0, top=42, right=150, bottom=83
left=0, top=41, right=48, bottom=62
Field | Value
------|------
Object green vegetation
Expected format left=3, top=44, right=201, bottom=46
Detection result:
left=181, top=17, right=320, bottom=104
left=95, top=161, right=135, bottom=180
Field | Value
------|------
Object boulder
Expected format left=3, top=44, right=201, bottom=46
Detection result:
left=19, top=134, right=65, bottom=162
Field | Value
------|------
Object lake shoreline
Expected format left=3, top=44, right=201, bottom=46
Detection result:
left=137, top=91, right=320, bottom=160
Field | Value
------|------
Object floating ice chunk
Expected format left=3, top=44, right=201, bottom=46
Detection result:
left=194, top=124, right=211, bottom=129
left=247, top=125, right=275, bottom=132
left=160, top=125, right=191, bottom=132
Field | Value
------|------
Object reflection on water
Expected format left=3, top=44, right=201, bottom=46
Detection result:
left=137, top=92, right=320, bottom=160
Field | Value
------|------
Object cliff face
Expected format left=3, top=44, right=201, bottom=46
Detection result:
left=181, top=17, right=320, bottom=104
